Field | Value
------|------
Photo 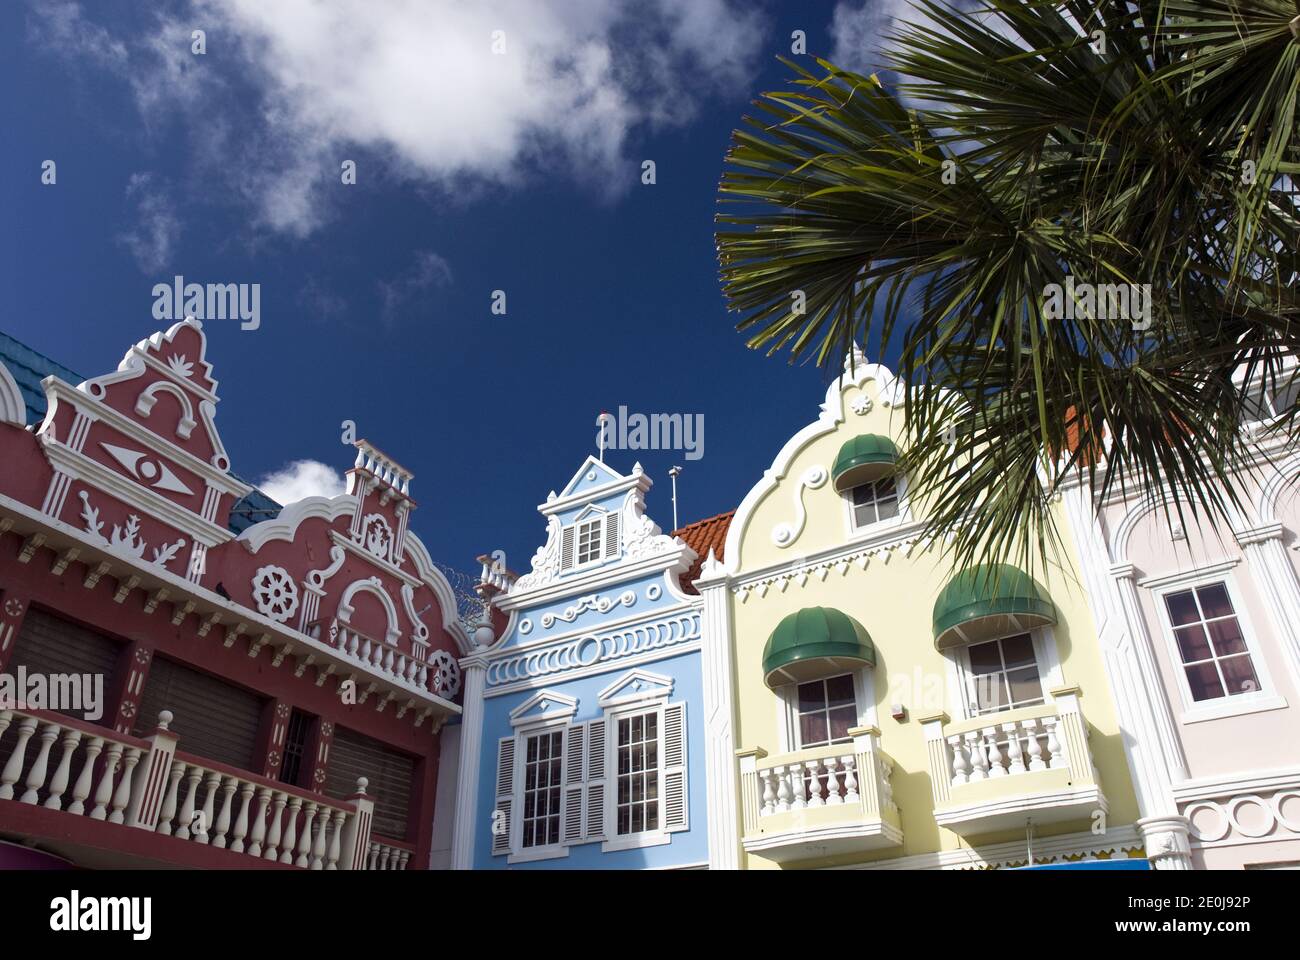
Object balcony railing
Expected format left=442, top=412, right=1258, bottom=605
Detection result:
left=737, top=726, right=903, bottom=864
left=0, top=706, right=397, bottom=869
left=920, top=686, right=1106, bottom=835
left=307, top=618, right=430, bottom=693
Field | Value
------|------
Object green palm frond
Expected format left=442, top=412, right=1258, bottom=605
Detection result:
left=716, top=0, right=1300, bottom=576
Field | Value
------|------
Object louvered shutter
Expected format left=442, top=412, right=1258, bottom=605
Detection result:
left=662, top=702, right=688, bottom=832
left=492, top=737, right=515, bottom=855
left=134, top=656, right=264, bottom=771
left=603, top=512, right=620, bottom=559
left=7, top=609, right=121, bottom=725
left=560, top=525, right=576, bottom=571
left=323, top=726, right=415, bottom=840
left=585, top=718, right=606, bottom=840
left=562, top=723, right=585, bottom=844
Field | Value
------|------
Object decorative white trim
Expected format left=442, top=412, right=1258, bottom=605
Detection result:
left=771, top=465, right=828, bottom=548
left=843, top=824, right=1145, bottom=870
left=237, top=494, right=355, bottom=550
left=597, top=668, right=674, bottom=707
left=1137, top=558, right=1241, bottom=591
left=541, top=590, right=637, bottom=629
left=509, top=689, right=579, bottom=728
left=0, top=360, right=25, bottom=425
left=134, top=380, right=197, bottom=440
left=336, top=577, right=402, bottom=646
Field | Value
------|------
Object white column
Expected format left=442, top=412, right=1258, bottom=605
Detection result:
left=697, top=553, right=742, bottom=870
left=1237, top=523, right=1300, bottom=692
left=449, top=651, right=490, bottom=870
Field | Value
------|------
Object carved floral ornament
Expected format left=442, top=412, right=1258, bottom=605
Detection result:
left=78, top=490, right=186, bottom=570
left=427, top=649, right=462, bottom=698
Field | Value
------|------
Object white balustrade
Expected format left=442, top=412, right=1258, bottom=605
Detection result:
left=758, top=753, right=862, bottom=817
left=0, top=709, right=146, bottom=823
left=1, top=706, right=384, bottom=871
left=308, top=619, right=431, bottom=693
left=944, top=715, right=1063, bottom=785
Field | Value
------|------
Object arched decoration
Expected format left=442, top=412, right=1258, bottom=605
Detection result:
left=134, top=380, right=198, bottom=439
left=932, top=563, right=1055, bottom=650
left=762, top=606, right=876, bottom=688
left=0, top=359, right=25, bottom=425
left=1112, top=491, right=1249, bottom=565
left=337, top=576, right=401, bottom=646
left=1257, top=453, right=1300, bottom=525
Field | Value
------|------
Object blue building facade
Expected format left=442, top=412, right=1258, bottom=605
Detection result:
left=452, top=457, right=715, bottom=869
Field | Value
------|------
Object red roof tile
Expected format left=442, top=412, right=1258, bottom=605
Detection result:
left=670, top=510, right=735, bottom=594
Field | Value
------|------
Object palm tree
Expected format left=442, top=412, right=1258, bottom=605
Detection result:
left=716, top=0, right=1300, bottom=573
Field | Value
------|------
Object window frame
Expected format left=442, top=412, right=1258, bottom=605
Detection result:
left=947, top=625, right=1063, bottom=723
left=600, top=697, right=673, bottom=853
left=505, top=695, right=576, bottom=865
left=777, top=667, right=876, bottom=754
left=1148, top=569, right=1286, bottom=723
left=841, top=471, right=909, bottom=538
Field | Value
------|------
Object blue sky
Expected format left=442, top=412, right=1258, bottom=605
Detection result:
left=1, top=0, right=903, bottom=578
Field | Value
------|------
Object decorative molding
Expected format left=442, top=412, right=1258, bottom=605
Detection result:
left=541, top=590, right=636, bottom=629
left=336, top=577, right=401, bottom=646
left=305, top=544, right=347, bottom=589
left=251, top=565, right=299, bottom=623
left=486, top=611, right=700, bottom=689
left=0, top=359, right=25, bottom=425
left=237, top=494, right=355, bottom=551
left=597, top=668, right=674, bottom=707
left=771, top=465, right=828, bottom=548
left=508, top=689, right=579, bottom=727
left=77, top=491, right=185, bottom=570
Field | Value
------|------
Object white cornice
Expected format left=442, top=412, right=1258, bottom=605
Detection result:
left=237, top=494, right=355, bottom=550
left=498, top=545, right=694, bottom=611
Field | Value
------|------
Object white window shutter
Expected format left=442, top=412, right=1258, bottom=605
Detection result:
left=492, top=736, right=515, bottom=855
left=662, top=702, right=688, bottom=832
left=560, top=525, right=575, bottom=571
left=604, top=512, right=620, bottom=559
left=563, top=723, right=585, bottom=845
left=585, top=718, right=606, bottom=840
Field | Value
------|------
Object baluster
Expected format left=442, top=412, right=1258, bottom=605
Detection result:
left=67, top=736, right=104, bottom=816
left=310, top=806, right=329, bottom=869
left=1003, top=721, right=1025, bottom=774
left=842, top=756, right=859, bottom=804
left=280, top=796, right=303, bottom=864
left=378, top=845, right=392, bottom=870
left=824, top=757, right=843, bottom=805
left=965, top=732, right=989, bottom=781
left=1024, top=718, right=1046, bottom=771
left=21, top=722, right=61, bottom=804
left=89, top=742, right=125, bottom=820
left=806, top=758, right=826, bottom=807
left=263, top=791, right=287, bottom=860
left=326, top=810, right=345, bottom=870
left=775, top=766, right=793, bottom=812
left=947, top=734, right=969, bottom=785
left=156, top=760, right=186, bottom=835
left=42, top=727, right=80, bottom=809
left=229, top=781, right=255, bottom=853
left=174, top=765, right=202, bottom=839
left=1043, top=717, right=1063, bottom=770
left=397, top=850, right=411, bottom=871
left=0, top=710, right=11, bottom=740
left=984, top=730, right=1006, bottom=777
left=195, top=771, right=221, bottom=843
left=108, top=747, right=142, bottom=823
left=296, top=801, right=318, bottom=867
left=247, top=787, right=271, bottom=857
left=367, top=841, right=380, bottom=870
left=211, top=776, right=237, bottom=847
left=0, top=716, right=39, bottom=800
left=791, top=763, right=809, bottom=809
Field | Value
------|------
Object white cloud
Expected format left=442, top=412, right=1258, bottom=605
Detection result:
left=27, top=0, right=766, bottom=236
left=256, top=459, right=346, bottom=504
left=829, top=0, right=1019, bottom=76
left=118, top=173, right=181, bottom=273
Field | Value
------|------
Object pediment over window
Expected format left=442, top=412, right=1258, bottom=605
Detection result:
left=597, top=668, right=674, bottom=708
left=509, top=690, right=579, bottom=727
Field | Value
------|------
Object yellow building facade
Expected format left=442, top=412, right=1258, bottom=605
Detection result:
left=695, top=353, right=1152, bottom=869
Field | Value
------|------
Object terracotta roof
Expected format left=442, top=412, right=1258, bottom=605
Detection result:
left=670, top=510, right=735, bottom=594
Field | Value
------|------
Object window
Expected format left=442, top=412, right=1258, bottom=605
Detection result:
left=521, top=730, right=564, bottom=848
left=966, top=633, right=1045, bottom=716
left=615, top=711, right=659, bottom=835
left=850, top=478, right=899, bottom=528
left=278, top=709, right=314, bottom=788
left=795, top=674, right=857, bottom=748
left=576, top=518, right=602, bottom=566
left=323, top=726, right=416, bottom=840
left=1163, top=583, right=1260, bottom=702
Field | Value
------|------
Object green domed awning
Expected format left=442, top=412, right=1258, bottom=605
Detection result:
left=932, top=564, right=1055, bottom=650
left=832, top=435, right=899, bottom=491
left=762, top=607, right=876, bottom=688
